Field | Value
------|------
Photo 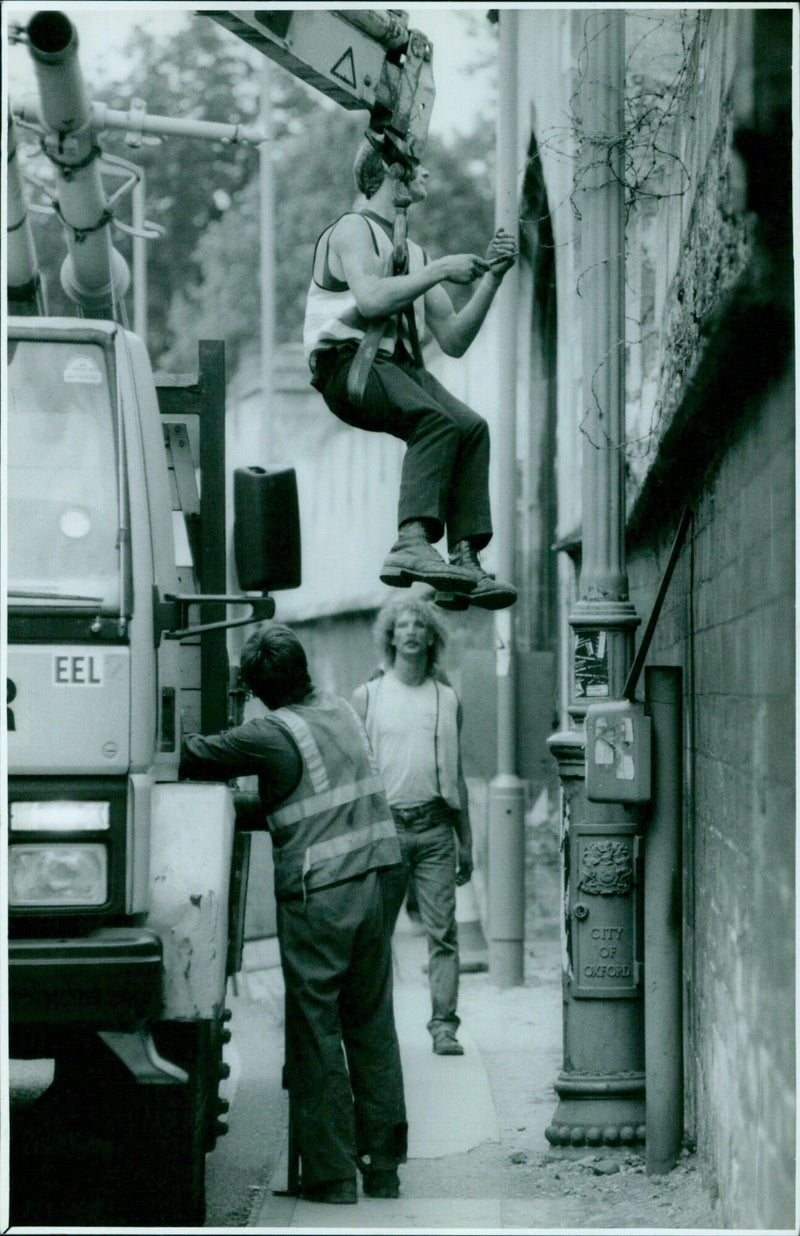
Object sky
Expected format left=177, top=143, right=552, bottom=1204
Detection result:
left=4, top=4, right=497, bottom=144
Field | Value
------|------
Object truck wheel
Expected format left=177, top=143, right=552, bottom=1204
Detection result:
left=11, top=1021, right=223, bottom=1227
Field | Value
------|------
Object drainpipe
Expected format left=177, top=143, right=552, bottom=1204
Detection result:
left=644, top=666, right=683, bottom=1173
left=488, top=7, right=526, bottom=989
left=546, top=11, right=646, bottom=1149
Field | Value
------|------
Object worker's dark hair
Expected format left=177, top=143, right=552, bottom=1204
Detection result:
left=353, top=138, right=387, bottom=198
left=239, top=623, right=313, bottom=709
left=373, top=593, right=448, bottom=677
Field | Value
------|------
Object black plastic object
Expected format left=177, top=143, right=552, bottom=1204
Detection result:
left=233, top=467, right=301, bottom=593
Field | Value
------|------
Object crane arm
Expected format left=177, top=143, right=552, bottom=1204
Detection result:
left=204, top=9, right=435, bottom=171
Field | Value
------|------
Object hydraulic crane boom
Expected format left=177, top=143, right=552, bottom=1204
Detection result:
left=205, top=9, right=435, bottom=171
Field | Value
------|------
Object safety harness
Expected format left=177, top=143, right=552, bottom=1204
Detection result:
left=346, top=166, right=424, bottom=406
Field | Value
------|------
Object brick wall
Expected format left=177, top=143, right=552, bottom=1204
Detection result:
left=627, top=352, right=794, bottom=1231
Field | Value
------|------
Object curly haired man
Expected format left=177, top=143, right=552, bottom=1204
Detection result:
left=353, top=593, right=472, bottom=1055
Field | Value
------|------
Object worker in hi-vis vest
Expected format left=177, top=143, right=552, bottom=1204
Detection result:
left=304, top=138, right=518, bottom=611
left=180, top=623, right=406, bottom=1206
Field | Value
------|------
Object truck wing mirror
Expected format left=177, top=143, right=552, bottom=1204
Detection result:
left=234, top=467, right=301, bottom=593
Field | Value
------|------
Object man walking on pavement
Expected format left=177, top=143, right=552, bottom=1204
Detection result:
left=352, top=593, right=473, bottom=1056
left=304, top=137, right=518, bottom=611
left=180, top=623, right=407, bottom=1205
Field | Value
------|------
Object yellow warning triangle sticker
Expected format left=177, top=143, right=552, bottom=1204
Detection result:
left=331, top=47, right=357, bottom=88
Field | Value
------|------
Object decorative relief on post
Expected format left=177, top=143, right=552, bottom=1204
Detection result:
left=578, top=840, right=633, bottom=896
left=571, top=835, right=639, bottom=997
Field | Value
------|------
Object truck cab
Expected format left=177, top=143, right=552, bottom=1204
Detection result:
left=6, top=318, right=254, bottom=1223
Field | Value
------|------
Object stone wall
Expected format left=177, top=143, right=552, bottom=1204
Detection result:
left=621, top=8, right=795, bottom=1225
left=627, top=359, right=794, bottom=1229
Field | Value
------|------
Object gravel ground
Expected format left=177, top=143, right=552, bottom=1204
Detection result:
left=418, top=934, right=724, bottom=1232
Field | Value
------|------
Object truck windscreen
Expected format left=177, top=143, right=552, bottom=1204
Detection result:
left=7, top=340, right=121, bottom=611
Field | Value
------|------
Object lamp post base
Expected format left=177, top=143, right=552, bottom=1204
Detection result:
left=546, top=1080, right=646, bottom=1148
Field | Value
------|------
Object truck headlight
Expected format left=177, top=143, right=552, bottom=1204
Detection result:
left=10, top=801, right=110, bottom=831
left=9, top=844, right=108, bottom=906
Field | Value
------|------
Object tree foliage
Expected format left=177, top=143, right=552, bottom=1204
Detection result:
left=19, top=14, right=497, bottom=374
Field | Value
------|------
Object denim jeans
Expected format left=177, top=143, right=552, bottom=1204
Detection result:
left=382, top=799, right=460, bottom=1037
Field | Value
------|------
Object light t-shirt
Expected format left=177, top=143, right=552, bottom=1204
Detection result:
left=370, top=673, right=441, bottom=808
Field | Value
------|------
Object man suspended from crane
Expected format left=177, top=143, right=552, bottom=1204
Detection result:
left=303, top=138, right=518, bottom=611
left=209, top=11, right=518, bottom=609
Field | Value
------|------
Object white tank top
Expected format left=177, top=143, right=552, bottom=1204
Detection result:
left=303, top=211, right=427, bottom=367
left=361, top=673, right=462, bottom=810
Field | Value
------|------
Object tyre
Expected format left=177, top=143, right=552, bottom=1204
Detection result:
left=10, top=1019, right=225, bottom=1227
left=136, top=1018, right=222, bottom=1226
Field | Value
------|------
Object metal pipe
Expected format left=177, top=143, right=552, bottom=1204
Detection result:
left=546, top=11, right=645, bottom=1151
left=7, top=114, right=44, bottom=312
left=132, top=172, right=147, bottom=340
left=25, top=9, right=129, bottom=319
left=13, top=98, right=266, bottom=146
left=644, top=666, right=684, bottom=1174
left=488, top=7, right=525, bottom=989
left=577, top=10, right=627, bottom=607
left=26, top=10, right=90, bottom=128
left=259, top=62, right=275, bottom=466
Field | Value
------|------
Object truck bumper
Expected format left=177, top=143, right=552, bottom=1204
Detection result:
left=9, top=927, right=163, bottom=1029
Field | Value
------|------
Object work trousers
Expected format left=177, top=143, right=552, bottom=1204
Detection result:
left=381, top=800, right=461, bottom=1037
left=277, top=868, right=407, bottom=1187
left=315, top=345, right=493, bottom=552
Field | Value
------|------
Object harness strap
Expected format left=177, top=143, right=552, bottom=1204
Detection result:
left=347, top=174, right=419, bottom=407
left=346, top=320, right=390, bottom=405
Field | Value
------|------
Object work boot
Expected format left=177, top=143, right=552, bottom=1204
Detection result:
left=435, top=541, right=517, bottom=610
left=361, top=1167, right=400, bottom=1198
left=300, top=1177, right=358, bottom=1204
left=379, top=522, right=478, bottom=594
left=433, top=591, right=470, bottom=612
left=432, top=1028, right=465, bottom=1056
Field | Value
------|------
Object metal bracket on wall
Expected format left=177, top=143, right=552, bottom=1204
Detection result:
left=624, top=506, right=693, bottom=702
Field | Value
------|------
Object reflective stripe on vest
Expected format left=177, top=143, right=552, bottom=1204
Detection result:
left=301, top=817, right=397, bottom=897
left=270, top=773, right=385, bottom=828
left=270, top=708, right=330, bottom=794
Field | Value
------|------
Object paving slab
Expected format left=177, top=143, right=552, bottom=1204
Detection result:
left=392, top=933, right=499, bottom=1160
left=251, top=927, right=499, bottom=1228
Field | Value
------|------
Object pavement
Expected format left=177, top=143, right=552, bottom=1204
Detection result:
left=245, top=898, right=565, bottom=1232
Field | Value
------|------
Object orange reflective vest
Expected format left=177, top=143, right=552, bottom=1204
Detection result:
left=267, top=691, right=400, bottom=901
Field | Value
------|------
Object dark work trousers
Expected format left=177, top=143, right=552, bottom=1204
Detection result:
left=381, top=800, right=461, bottom=1038
left=314, top=345, right=493, bottom=552
left=277, top=868, right=408, bottom=1187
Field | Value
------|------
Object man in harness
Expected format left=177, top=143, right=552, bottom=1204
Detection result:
left=180, top=624, right=407, bottom=1206
left=304, top=138, right=518, bottom=611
